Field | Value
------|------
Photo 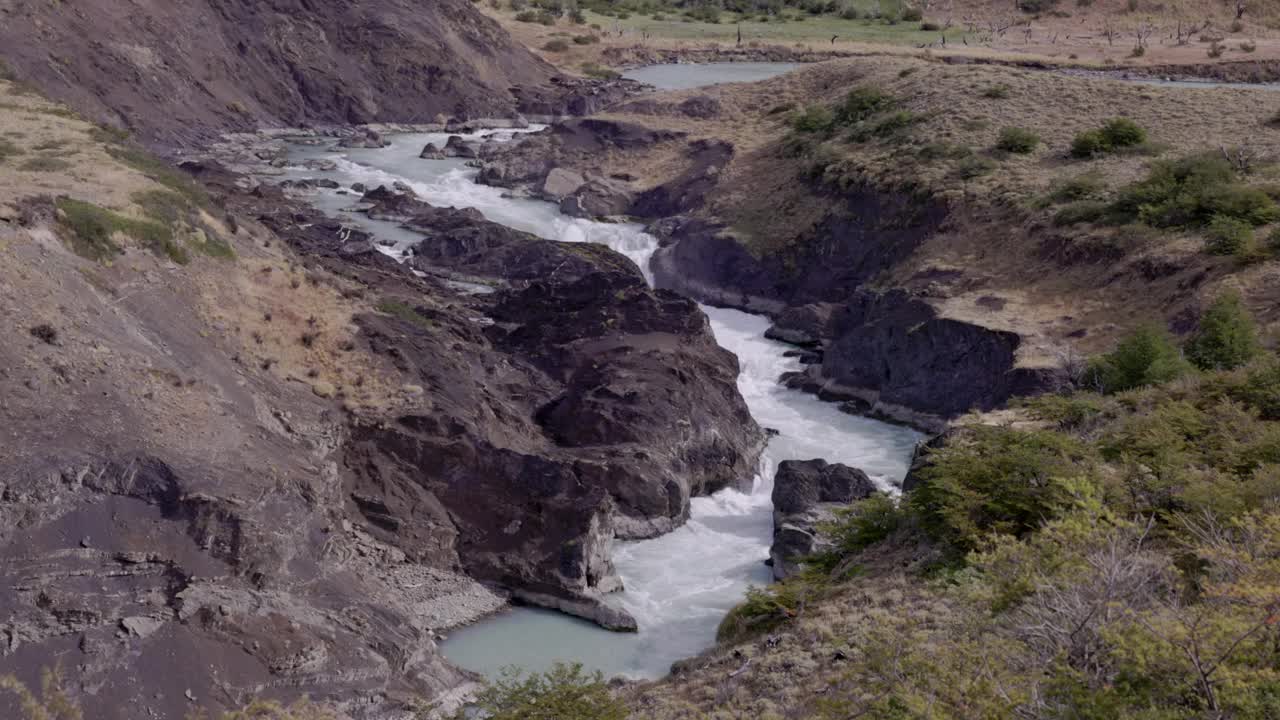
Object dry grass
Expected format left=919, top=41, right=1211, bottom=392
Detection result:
left=482, top=1, right=1280, bottom=74
left=626, top=541, right=956, bottom=719
left=543, top=55, right=1280, bottom=373
left=0, top=80, right=413, bottom=475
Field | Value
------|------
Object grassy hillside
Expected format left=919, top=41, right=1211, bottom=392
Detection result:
left=628, top=312, right=1280, bottom=718
left=485, top=0, right=1280, bottom=71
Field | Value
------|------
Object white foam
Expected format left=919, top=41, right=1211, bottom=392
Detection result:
left=281, top=135, right=923, bottom=678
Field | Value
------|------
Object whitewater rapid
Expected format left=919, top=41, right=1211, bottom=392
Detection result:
left=280, top=130, right=921, bottom=679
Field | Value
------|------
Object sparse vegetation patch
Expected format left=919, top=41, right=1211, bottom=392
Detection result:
left=55, top=197, right=188, bottom=264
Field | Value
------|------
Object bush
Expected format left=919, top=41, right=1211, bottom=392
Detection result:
left=1085, top=323, right=1188, bottom=393
left=1205, top=214, right=1255, bottom=256
left=792, top=104, right=835, bottom=133
left=835, top=85, right=895, bottom=125
left=515, top=9, right=557, bottom=24
left=901, top=6, right=923, bottom=21
left=1069, top=129, right=1109, bottom=159
left=1113, top=153, right=1280, bottom=229
left=542, top=39, right=570, bottom=51
left=908, top=426, right=1090, bottom=555
left=956, top=155, right=996, bottom=179
left=1219, top=359, right=1280, bottom=420
left=572, top=33, right=599, bottom=44
left=580, top=63, right=620, bottom=80
left=810, top=494, right=906, bottom=572
left=19, top=156, right=72, bottom=172
left=1048, top=171, right=1106, bottom=203
left=1186, top=291, right=1261, bottom=371
left=996, top=126, right=1040, bottom=154
left=864, top=110, right=918, bottom=139
left=1070, top=118, right=1147, bottom=158
left=461, top=663, right=626, bottom=720
left=55, top=196, right=189, bottom=265
left=981, top=84, right=1011, bottom=99
left=1052, top=200, right=1108, bottom=226
left=1100, top=117, right=1147, bottom=147
left=718, top=583, right=806, bottom=641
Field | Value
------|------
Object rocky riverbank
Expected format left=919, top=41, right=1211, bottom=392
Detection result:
left=0, top=80, right=763, bottom=717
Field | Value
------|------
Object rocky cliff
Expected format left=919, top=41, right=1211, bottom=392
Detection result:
left=0, top=0, right=588, bottom=149
left=0, top=84, right=762, bottom=717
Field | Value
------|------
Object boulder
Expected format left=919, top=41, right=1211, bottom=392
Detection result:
left=442, top=135, right=482, bottom=159
left=678, top=95, right=722, bottom=119
left=419, top=142, right=446, bottom=160
left=769, top=459, right=878, bottom=580
left=338, top=128, right=390, bottom=148
left=559, top=178, right=633, bottom=219
left=765, top=304, right=833, bottom=347
left=772, top=459, right=876, bottom=517
left=542, top=167, right=586, bottom=200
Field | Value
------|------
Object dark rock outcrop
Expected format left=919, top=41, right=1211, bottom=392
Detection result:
left=821, top=290, right=1053, bottom=423
left=477, top=119, right=687, bottom=196
left=274, top=185, right=765, bottom=608
left=769, top=460, right=878, bottom=580
left=339, top=128, right=390, bottom=149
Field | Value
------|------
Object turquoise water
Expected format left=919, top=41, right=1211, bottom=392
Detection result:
left=623, top=62, right=799, bottom=90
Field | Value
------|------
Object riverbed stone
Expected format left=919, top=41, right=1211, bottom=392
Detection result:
left=542, top=167, right=586, bottom=199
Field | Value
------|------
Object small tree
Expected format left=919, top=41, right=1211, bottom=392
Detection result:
left=461, top=663, right=626, bottom=720
left=1086, top=324, right=1188, bottom=393
left=1185, top=291, right=1261, bottom=371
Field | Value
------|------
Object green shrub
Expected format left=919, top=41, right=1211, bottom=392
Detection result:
left=866, top=110, right=918, bottom=139
left=515, top=9, right=557, bottom=24
left=18, top=156, right=71, bottom=172
left=918, top=142, right=973, bottom=161
left=580, top=63, right=620, bottom=80
left=572, top=34, right=599, bottom=44
left=718, top=583, right=806, bottom=641
left=461, top=663, right=626, bottom=720
left=1205, top=214, right=1255, bottom=256
left=55, top=197, right=187, bottom=264
left=1052, top=200, right=1108, bottom=226
left=908, top=426, right=1090, bottom=555
left=1070, top=117, right=1147, bottom=158
left=88, top=124, right=130, bottom=144
left=810, top=494, right=905, bottom=572
left=956, top=155, right=996, bottom=179
left=106, top=145, right=210, bottom=210
left=996, top=126, right=1040, bottom=154
left=1186, top=291, right=1261, bottom=371
left=0, top=137, right=23, bottom=163
left=1100, top=117, right=1147, bottom=147
left=792, top=104, right=835, bottom=133
left=1113, top=153, right=1280, bottom=229
left=1219, top=360, right=1280, bottom=420
left=1069, top=129, right=1109, bottom=159
left=981, top=84, right=1011, bottom=99
left=1020, top=393, right=1110, bottom=431
left=542, top=39, right=570, bottom=52
left=901, top=7, right=923, bottom=21
left=1085, top=323, right=1188, bottom=393
left=1048, top=171, right=1106, bottom=203
left=835, top=86, right=895, bottom=125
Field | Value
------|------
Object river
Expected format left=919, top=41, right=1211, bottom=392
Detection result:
left=276, top=62, right=920, bottom=681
